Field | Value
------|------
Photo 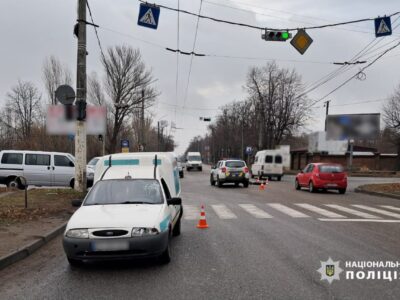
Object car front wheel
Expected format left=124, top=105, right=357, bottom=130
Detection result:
left=295, top=179, right=300, bottom=190
left=338, top=188, right=346, bottom=194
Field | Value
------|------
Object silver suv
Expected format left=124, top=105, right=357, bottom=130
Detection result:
left=210, top=159, right=250, bottom=188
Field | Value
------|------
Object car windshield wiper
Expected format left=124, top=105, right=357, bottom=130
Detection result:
left=117, top=201, right=157, bottom=205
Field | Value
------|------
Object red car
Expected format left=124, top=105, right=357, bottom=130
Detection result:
left=295, top=163, right=347, bottom=194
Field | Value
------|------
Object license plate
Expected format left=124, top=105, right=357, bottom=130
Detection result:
left=326, top=183, right=337, bottom=187
left=91, top=240, right=129, bottom=252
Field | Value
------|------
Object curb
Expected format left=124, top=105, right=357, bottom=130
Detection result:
left=354, top=187, right=400, bottom=200
left=0, top=222, right=67, bottom=270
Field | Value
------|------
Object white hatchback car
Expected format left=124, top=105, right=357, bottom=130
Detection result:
left=63, top=152, right=182, bottom=266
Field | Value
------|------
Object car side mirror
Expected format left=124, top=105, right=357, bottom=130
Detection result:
left=69, top=161, right=75, bottom=167
left=167, top=197, right=182, bottom=206
left=71, top=199, right=83, bottom=207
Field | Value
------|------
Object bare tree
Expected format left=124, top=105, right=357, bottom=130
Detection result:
left=42, top=56, right=72, bottom=105
left=6, top=80, right=42, bottom=139
left=383, top=84, right=400, bottom=167
left=88, top=72, right=106, bottom=106
left=101, top=45, right=158, bottom=153
left=246, top=62, right=309, bottom=149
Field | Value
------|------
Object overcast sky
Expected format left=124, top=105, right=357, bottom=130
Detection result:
left=1, top=0, right=399, bottom=154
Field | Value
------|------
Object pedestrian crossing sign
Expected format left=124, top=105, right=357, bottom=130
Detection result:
left=138, top=3, right=160, bottom=30
left=374, top=16, right=392, bottom=37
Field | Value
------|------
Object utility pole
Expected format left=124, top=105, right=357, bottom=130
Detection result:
left=324, top=100, right=330, bottom=132
left=74, top=0, right=87, bottom=192
left=140, top=89, right=145, bottom=151
left=157, top=121, right=160, bottom=151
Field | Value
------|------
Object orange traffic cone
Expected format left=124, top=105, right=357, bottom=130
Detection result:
left=259, top=182, right=265, bottom=191
left=197, top=205, right=209, bottom=229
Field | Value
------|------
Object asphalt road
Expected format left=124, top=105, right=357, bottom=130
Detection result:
left=1, top=170, right=400, bottom=299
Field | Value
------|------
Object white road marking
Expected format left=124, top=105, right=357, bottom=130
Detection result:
left=380, top=205, right=400, bottom=212
left=267, top=203, right=309, bottom=218
left=295, top=203, right=346, bottom=218
left=211, top=205, right=237, bottom=219
left=352, top=205, right=400, bottom=219
left=239, top=204, right=273, bottom=218
left=318, top=219, right=400, bottom=223
left=325, top=204, right=380, bottom=219
left=183, top=204, right=199, bottom=220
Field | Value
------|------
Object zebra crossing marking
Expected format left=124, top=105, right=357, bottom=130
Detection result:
left=267, top=203, right=309, bottom=218
left=380, top=205, right=400, bottom=212
left=183, top=204, right=199, bottom=220
left=211, top=204, right=237, bottom=219
left=295, top=203, right=346, bottom=218
left=352, top=205, right=400, bottom=219
left=238, top=204, right=273, bottom=218
left=325, top=204, right=380, bottom=219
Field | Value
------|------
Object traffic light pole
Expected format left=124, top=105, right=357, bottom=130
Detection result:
left=74, top=0, right=87, bottom=192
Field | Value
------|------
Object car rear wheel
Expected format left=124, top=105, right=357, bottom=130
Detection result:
left=7, top=177, right=23, bottom=190
left=338, top=188, right=346, bottom=194
left=243, top=181, right=249, bottom=188
left=309, top=181, right=315, bottom=193
left=210, top=175, right=215, bottom=186
left=217, top=177, right=223, bottom=188
left=295, top=179, right=300, bottom=190
left=277, top=176, right=282, bottom=181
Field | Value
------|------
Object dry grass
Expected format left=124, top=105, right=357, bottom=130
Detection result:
left=0, top=189, right=85, bottom=224
left=361, top=183, right=400, bottom=195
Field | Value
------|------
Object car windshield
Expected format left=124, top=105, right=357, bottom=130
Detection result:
left=84, top=179, right=164, bottom=205
left=319, top=165, right=344, bottom=173
left=88, top=158, right=99, bottom=166
left=226, top=161, right=245, bottom=168
left=188, top=156, right=201, bottom=161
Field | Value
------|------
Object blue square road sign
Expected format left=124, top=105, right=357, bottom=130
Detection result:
left=374, top=16, right=392, bottom=37
left=137, top=3, right=160, bottom=30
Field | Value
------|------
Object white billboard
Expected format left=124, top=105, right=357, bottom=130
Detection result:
left=46, top=105, right=106, bottom=135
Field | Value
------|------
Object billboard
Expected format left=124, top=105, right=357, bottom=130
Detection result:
left=46, top=105, right=107, bottom=135
left=326, top=113, right=380, bottom=140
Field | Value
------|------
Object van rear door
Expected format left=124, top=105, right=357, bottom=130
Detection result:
left=24, top=153, right=52, bottom=186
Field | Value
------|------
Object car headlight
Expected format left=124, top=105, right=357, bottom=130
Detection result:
left=66, top=229, right=89, bottom=239
left=131, top=227, right=159, bottom=237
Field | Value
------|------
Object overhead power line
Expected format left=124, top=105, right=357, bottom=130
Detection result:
left=138, top=1, right=400, bottom=32
left=309, top=40, right=400, bottom=107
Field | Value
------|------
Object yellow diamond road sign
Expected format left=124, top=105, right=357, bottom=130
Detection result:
left=290, top=29, right=313, bottom=55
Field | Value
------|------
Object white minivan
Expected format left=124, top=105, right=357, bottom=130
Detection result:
left=63, top=152, right=182, bottom=265
left=0, top=150, right=75, bottom=188
left=186, top=152, right=202, bottom=171
left=251, top=150, right=284, bottom=181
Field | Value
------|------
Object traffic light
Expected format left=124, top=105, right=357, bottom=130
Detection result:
left=262, top=31, right=292, bottom=42
left=76, top=101, right=86, bottom=121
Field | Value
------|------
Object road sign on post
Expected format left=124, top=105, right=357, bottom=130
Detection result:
left=121, top=139, right=130, bottom=153
left=374, top=16, right=392, bottom=37
left=138, top=3, right=160, bottom=29
left=290, top=29, right=313, bottom=55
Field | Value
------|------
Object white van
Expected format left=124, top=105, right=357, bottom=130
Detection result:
left=186, top=152, right=202, bottom=171
left=63, top=152, right=182, bottom=265
left=0, top=150, right=75, bottom=188
left=251, top=150, right=284, bottom=181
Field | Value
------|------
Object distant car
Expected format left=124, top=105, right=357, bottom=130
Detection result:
left=0, top=150, right=75, bottom=189
left=251, top=150, right=284, bottom=181
left=177, top=161, right=184, bottom=178
left=186, top=152, right=202, bottom=171
left=86, top=157, right=100, bottom=187
left=210, top=159, right=250, bottom=188
left=295, top=163, right=347, bottom=194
